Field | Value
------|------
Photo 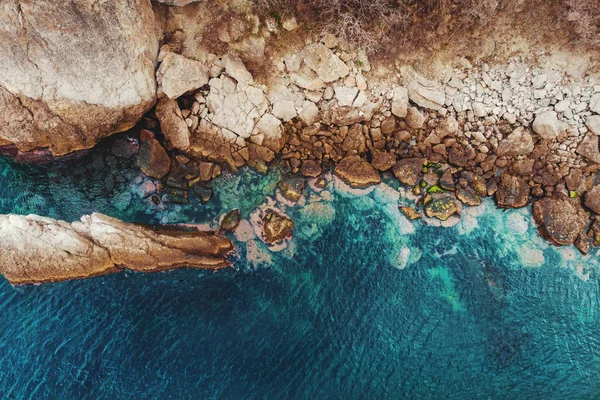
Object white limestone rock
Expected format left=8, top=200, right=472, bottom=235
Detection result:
left=532, top=111, right=566, bottom=139
left=334, top=86, right=359, bottom=106
left=400, top=67, right=445, bottom=110
left=157, top=52, right=209, bottom=99
left=586, top=115, right=600, bottom=136
left=303, top=44, right=350, bottom=83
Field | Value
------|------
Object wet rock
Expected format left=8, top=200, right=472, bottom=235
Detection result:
left=262, top=209, right=294, bottom=244
left=584, top=185, right=600, bottom=213
left=497, top=127, right=534, bottom=156
left=575, top=232, right=593, bottom=255
left=341, top=124, right=367, bottom=154
left=0, top=213, right=232, bottom=284
left=157, top=52, right=209, bottom=99
left=0, top=0, right=158, bottom=156
left=393, top=158, right=424, bottom=187
left=496, top=174, right=529, bottom=209
left=565, top=169, right=583, bottom=192
left=371, top=150, right=397, bottom=171
left=301, top=160, right=322, bottom=177
left=380, top=117, right=396, bottom=135
left=532, top=111, right=566, bottom=139
left=136, top=130, right=171, bottom=179
left=155, top=98, right=191, bottom=150
left=391, top=87, right=408, bottom=118
left=513, top=159, right=534, bottom=175
left=400, top=206, right=421, bottom=220
left=425, top=196, right=459, bottom=221
left=576, top=133, right=600, bottom=164
left=448, top=146, right=476, bottom=167
left=456, top=187, right=481, bottom=206
left=335, top=155, right=381, bottom=188
left=440, top=169, right=455, bottom=190
left=220, top=209, right=241, bottom=232
left=278, top=176, right=306, bottom=202
left=192, top=182, right=213, bottom=203
left=533, top=195, right=588, bottom=245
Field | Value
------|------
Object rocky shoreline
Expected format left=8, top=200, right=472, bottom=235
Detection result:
left=2, top=0, right=600, bottom=284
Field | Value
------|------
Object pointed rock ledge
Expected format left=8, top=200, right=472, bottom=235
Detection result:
left=0, top=213, right=233, bottom=285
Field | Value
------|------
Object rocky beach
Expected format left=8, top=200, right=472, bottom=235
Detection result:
left=2, top=0, right=600, bottom=282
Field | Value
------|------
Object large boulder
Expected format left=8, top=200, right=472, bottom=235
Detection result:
left=0, top=213, right=232, bottom=284
left=335, top=155, right=381, bottom=188
left=393, top=158, right=424, bottom=186
left=533, top=196, right=588, bottom=245
left=584, top=185, right=600, bottom=213
left=0, top=0, right=159, bottom=155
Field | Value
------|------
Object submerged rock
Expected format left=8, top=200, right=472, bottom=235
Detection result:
left=393, top=158, right=424, bottom=187
left=136, top=130, right=171, bottom=179
left=0, top=213, right=233, bottom=285
left=533, top=195, right=588, bottom=245
left=278, top=176, right=306, bottom=202
left=335, top=155, right=381, bottom=188
left=424, top=196, right=459, bottom=221
left=399, top=206, right=422, bottom=220
left=220, top=209, right=241, bottom=232
left=262, top=209, right=294, bottom=245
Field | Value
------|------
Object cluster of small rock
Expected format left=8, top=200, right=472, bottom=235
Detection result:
left=134, top=25, right=600, bottom=253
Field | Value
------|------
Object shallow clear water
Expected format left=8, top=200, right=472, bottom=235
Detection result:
left=1, top=149, right=600, bottom=399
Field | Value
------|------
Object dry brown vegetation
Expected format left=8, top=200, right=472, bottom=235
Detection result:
left=253, top=0, right=600, bottom=58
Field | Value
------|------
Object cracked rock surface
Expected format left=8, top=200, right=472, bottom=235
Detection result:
left=0, top=0, right=158, bottom=155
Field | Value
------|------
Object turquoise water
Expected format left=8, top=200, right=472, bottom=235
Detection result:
left=1, top=141, right=600, bottom=399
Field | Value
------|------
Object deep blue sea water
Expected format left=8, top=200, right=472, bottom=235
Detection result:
left=1, top=150, right=600, bottom=399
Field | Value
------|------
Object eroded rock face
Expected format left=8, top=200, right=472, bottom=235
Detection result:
left=0, top=213, right=232, bottom=285
left=533, top=196, right=588, bottom=245
left=0, top=0, right=159, bottom=155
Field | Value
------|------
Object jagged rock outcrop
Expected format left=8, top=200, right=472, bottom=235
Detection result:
left=533, top=196, right=588, bottom=246
left=0, top=0, right=158, bottom=155
left=0, top=213, right=232, bottom=284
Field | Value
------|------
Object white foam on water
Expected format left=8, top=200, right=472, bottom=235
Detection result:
left=234, top=219, right=255, bottom=242
left=245, top=239, right=273, bottom=267
left=518, top=243, right=545, bottom=268
left=333, top=176, right=376, bottom=198
left=372, top=183, right=400, bottom=205
left=504, top=211, right=529, bottom=235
